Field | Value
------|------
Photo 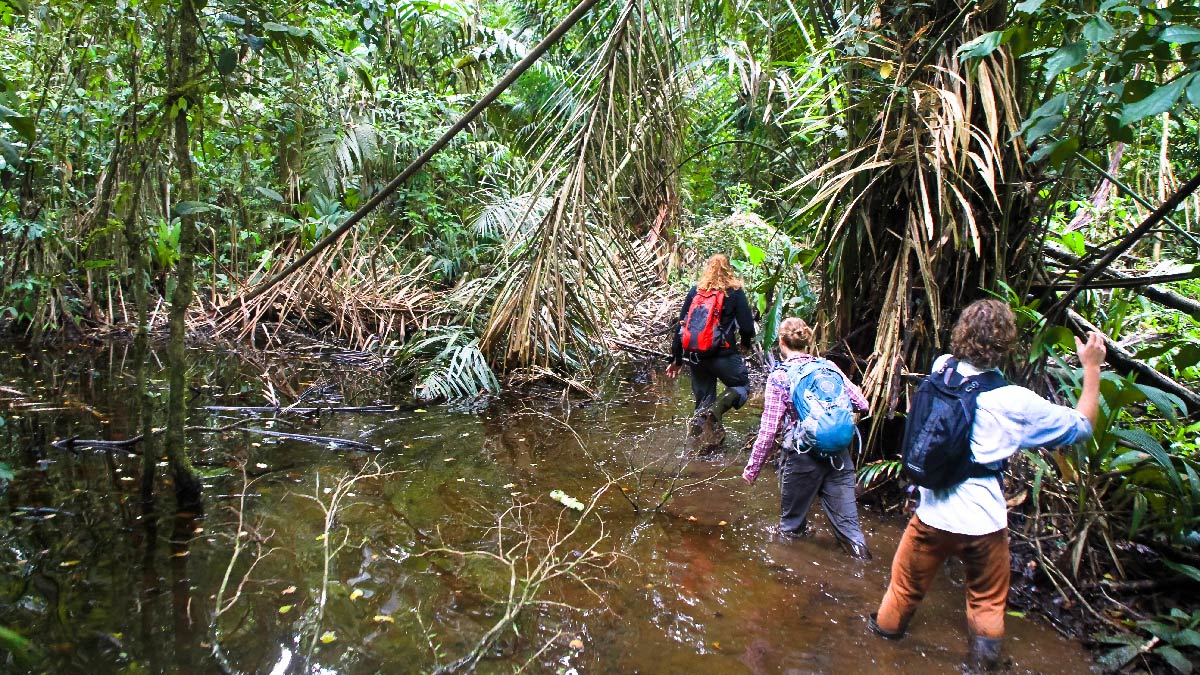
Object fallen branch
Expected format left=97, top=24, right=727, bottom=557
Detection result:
left=200, top=405, right=405, bottom=415
left=608, top=338, right=670, bottom=361
left=1046, top=171, right=1200, bottom=321
left=51, top=418, right=261, bottom=451
left=1067, top=309, right=1200, bottom=415
left=241, top=428, right=379, bottom=452
left=1045, top=244, right=1200, bottom=319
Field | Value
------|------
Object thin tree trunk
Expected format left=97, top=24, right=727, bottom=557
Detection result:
left=166, top=0, right=203, bottom=510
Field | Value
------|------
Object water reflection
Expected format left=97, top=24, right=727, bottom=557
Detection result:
left=0, top=342, right=1093, bottom=673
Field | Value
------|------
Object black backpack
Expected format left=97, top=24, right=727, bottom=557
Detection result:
left=901, top=358, right=1008, bottom=490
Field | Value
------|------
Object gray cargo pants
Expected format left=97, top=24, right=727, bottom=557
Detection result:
left=779, top=448, right=869, bottom=557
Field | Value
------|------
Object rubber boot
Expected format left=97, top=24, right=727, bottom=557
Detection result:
left=710, top=388, right=741, bottom=424
left=967, top=635, right=1003, bottom=671
left=867, top=612, right=904, bottom=640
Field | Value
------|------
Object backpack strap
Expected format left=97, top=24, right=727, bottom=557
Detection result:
left=961, top=368, right=1009, bottom=481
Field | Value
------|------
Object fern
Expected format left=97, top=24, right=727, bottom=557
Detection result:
left=395, top=326, right=499, bottom=402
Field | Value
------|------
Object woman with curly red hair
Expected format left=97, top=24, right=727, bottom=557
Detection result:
left=665, top=254, right=755, bottom=425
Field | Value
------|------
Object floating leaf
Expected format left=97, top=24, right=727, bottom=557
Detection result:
left=59, top=560, right=81, bottom=567
left=282, top=586, right=297, bottom=595
left=319, top=631, right=337, bottom=644
left=373, top=615, right=395, bottom=624
left=569, top=638, right=584, bottom=650
left=278, top=605, right=293, bottom=614
left=349, top=589, right=364, bottom=601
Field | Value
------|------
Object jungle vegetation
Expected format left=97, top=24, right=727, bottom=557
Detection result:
left=2, top=0, right=1200, bottom=668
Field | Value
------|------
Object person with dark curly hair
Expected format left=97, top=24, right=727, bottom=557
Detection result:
left=868, top=299, right=1107, bottom=670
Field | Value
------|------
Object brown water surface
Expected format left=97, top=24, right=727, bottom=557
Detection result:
left=0, top=342, right=1096, bottom=673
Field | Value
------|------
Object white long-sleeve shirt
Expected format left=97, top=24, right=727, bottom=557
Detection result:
left=916, top=355, right=1093, bottom=535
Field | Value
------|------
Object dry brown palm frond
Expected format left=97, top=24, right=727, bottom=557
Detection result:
left=209, top=231, right=436, bottom=352
left=468, top=0, right=691, bottom=374
left=781, top=3, right=1029, bottom=451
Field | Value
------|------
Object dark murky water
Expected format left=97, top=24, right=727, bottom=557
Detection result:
left=0, top=342, right=1095, bottom=673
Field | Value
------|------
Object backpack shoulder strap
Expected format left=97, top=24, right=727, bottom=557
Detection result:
left=968, top=369, right=1007, bottom=393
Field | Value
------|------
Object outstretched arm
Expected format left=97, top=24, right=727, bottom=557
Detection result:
left=1074, top=331, right=1106, bottom=429
left=744, top=375, right=787, bottom=484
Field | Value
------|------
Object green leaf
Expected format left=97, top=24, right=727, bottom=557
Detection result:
left=263, top=21, right=288, bottom=32
left=1045, top=43, right=1086, bottom=82
left=1174, top=628, right=1200, bottom=649
left=255, top=186, right=284, bottom=202
left=1015, top=0, right=1047, bottom=13
left=173, top=201, right=219, bottom=216
left=739, top=239, right=766, bottom=266
left=1083, top=17, right=1116, bottom=43
left=1164, top=558, right=1200, bottom=584
left=1157, top=645, right=1192, bottom=674
left=1133, top=384, right=1186, bottom=424
left=1120, top=75, right=1193, bottom=126
left=217, top=47, right=238, bottom=76
left=957, top=31, right=1004, bottom=61
left=1161, top=25, right=1200, bottom=45
left=1052, top=231, right=1087, bottom=256
left=1048, top=136, right=1080, bottom=167
left=0, top=461, right=12, bottom=482
left=1023, top=115, right=1064, bottom=144
left=0, top=104, right=34, bottom=142
left=1130, top=491, right=1147, bottom=536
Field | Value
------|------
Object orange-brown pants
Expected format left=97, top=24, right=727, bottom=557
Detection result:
left=875, top=515, right=1010, bottom=639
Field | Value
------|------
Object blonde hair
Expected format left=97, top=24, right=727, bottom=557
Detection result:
left=778, top=317, right=814, bottom=352
left=697, top=254, right=743, bottom=291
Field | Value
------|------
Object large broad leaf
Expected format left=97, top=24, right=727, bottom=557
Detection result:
left=217, top=47, right=238, bottom=76
left=1133, top=383, right=1186, bottom=424
left=1161, top=25, right=1200, bottom=45
left=957, top=31, right=1004, bottom=61
left=1083, top=17, right=1116, bottom=43
left=1045, top=43, right=1086, bottom=82
left=1015, top=0, right=1048, bottom=13
left=172, top=201, right=219, bottom=216
left=0, top=104, right=34, bottom=142
left=1113, top=427, right=1186, bottom=497
left=1157, top=645, right=1194, bottom=674
left=1120, top=74, right=1194, bottom=126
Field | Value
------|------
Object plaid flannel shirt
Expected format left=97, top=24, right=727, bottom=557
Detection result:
left=742, top=354, right=870, bottom=483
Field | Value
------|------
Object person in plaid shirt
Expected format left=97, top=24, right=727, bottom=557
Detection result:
left=743, top=317, right=871, bottom=559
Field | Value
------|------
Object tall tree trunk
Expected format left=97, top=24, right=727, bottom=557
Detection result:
left=165, top=0, right=203, bottom=510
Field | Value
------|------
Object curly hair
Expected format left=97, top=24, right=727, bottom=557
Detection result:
left=697, top=254, right=743, bottom=291
left=950, top=299, right=1017, bottom=369
left=778, top=317, right=814, bottom=352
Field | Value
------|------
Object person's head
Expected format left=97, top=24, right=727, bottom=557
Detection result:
left=777, top=317, right=814, bottom=356
left=697, top=254, right=743, bottom=291
left=950, top=299, right=1018, bottom=369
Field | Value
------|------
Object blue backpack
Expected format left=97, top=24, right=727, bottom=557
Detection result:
left=781, top=358, right=857, bottom=459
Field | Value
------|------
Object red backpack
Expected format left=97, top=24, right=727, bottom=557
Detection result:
left=680, top=288, right=727, bottom=356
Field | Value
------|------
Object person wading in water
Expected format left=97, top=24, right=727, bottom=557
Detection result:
left=869, top=299, right=1106, bottom=669
left=742, top=317, right=871, bottom=559
left=665, top=254, right=755, bottom=431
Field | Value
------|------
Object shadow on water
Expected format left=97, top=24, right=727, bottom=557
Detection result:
left=0, top=341, right=1095, bottom=673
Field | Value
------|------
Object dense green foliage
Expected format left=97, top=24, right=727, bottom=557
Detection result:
left=2, top=0, right=1200, bottom=667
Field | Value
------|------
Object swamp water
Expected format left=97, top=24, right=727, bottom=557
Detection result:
left=0, top=342, right=1095, bottom=674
